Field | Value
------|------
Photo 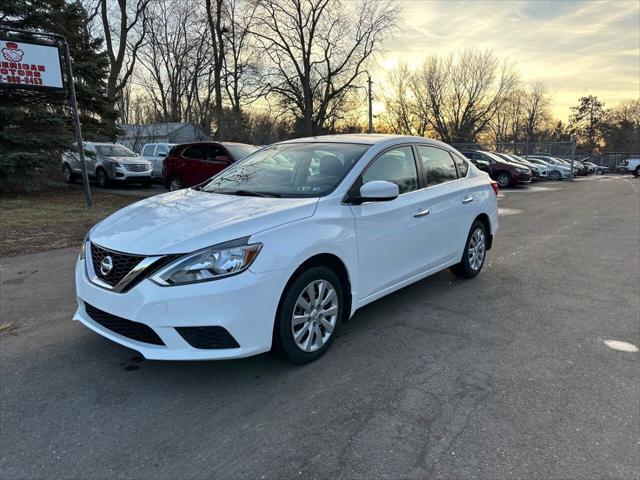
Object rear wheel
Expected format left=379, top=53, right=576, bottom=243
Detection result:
left=273, top=266, right=343, bottom=364
left=451, top=221, right=487, bottom=279
left=595, top=168, right=604, bottom=175
left=634, top=166, right=640, bottom=177
left=168, top=176, right=184, bottom=191
left=496, top=172, right=512, bottom=188
left=96, top=168, right=109, bottom=188
left=62, top=164, right=76, bottom=184
left=549, top=170, right=562, bottom=181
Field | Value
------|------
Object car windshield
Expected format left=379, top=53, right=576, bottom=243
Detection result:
left=95, top=144, right=136, bottom=157
left=224, top=144, right=259, bottom=160
left=201, top=142, right=370, bottom=198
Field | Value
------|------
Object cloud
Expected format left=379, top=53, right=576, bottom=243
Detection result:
left=376, top=0, right=640, bottom=119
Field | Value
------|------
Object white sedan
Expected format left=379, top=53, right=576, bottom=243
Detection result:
left=74, top=135, right=499, bottom=364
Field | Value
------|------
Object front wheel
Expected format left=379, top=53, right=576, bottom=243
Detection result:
left=548, top=170, right=562, bottom=181
left=634, top=166, right=640, bottom=177
left=496, top=172, right=512, bottom=188
left=96, top=169, right=109, bottom=188
left=62, top=164, right=76, bottom=184
left=273, top=266, right=343, bottom=364
left=450, top=221, right=488, bottom=279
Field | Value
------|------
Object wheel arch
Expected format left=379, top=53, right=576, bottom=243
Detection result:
left=474, top=213, right=493, bottom=250
left=279, top=253, right=353, bottom=324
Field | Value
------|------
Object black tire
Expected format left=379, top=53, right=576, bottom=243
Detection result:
left=168, top=176, right=184, bottom=191
left=62, top=164, right=76, bottom=184
left=495, top=172, right=512, bottom=188
left=635, top=166, right=640, bottom=177
left=595, top=169, right=604, bottom=175
left=548, top=170, right=562, bottom=181
left=273, top=265, right=344, bottom=365
left=96, top=168, right=110, bottom=188
left=450, top=220, right=488, bottom=279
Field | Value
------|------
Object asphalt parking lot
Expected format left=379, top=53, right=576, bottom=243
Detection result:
left=1, top=176, right=639, bottom=479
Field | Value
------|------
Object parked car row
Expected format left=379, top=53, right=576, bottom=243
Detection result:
left=61, top=140, right=259, bottom=189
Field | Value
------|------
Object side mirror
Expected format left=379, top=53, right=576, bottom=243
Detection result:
left=476, top=160, right=490, bottom=172
left=355, top=180, right=399, bottom=203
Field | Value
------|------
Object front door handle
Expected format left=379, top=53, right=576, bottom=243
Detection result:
left=414, top=208, right=430, bottom=218
left=462, top=196, right=474, bottom=204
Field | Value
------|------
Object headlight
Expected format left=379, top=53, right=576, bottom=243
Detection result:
left=111, top=160, right=123, bottom=168
left=151, top=238, right=262, bottom=286
left=80, top=232, right=89, bottom=260
left=515, top=167, right=529, bottom=174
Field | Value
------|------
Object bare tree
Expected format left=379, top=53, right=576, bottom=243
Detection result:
left=97, top=0, right=151, bottom=120
left=205, top=0, right=226, bottom=138
left=413, top=49, right=519, bottom=143
left=379, top=63, right=430, bottom=136
left=137, top=0, right=212, bottom=125
left=251, top=0, right=399, bottom=136
left=521, top=83, right=551, bottom=141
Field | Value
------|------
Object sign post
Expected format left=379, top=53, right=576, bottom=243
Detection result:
left=0, top=29, right=93, bottom=208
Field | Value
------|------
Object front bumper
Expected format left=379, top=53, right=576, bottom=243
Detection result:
left=74, top=256, right=287, bottom=360
left=513, top=172, right=532, bottom=183
left=112, top=167, right=153, bottom=182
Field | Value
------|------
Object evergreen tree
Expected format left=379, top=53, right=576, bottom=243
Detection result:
left=0, top=0, right=116, bottom=192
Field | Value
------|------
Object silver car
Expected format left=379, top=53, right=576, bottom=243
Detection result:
left=62, top=142, right=154, bottom=188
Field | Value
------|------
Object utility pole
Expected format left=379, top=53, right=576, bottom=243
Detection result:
left=367, top=74, right=373, bottom=134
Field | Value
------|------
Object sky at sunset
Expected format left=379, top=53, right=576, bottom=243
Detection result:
left=375, top=0, right=640, bottom=121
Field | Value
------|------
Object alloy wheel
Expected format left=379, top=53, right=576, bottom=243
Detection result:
left=169, top=178, right=183, bottom=191
left=497, top=174, right=510, bottom=187
left=97, top=170, right=107, bottom=188
left=468, top=228, right=486, bottom=271
left=291, top=279, right=339, bottom=353
left=63, top=166, right=72, bottom=182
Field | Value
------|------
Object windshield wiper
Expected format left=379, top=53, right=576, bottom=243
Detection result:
left=211, top=189, right=282, bottom=198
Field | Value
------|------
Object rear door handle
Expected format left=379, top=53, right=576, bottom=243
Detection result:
left=462, top=196, right=474, bottom=204
left=414, top=208, right=430, bottom=218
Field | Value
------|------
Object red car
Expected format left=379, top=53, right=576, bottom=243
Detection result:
left=162, top=141, right=259, bottom=190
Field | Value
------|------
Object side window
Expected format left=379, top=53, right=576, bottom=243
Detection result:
left=142, top=145, right=155, bottom=156
left=183, top=144, right=208, bottom=160
left=362, top=146, right=418, bottom=194
left=156, top=145, right=169, bottom=157
left=417, top=146, right=458, bottom=186
left=452, top=153, right=469, bottom=177
left=208, top=145, right=226, bottom=160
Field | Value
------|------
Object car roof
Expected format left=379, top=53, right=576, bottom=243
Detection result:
left=278, top=134, right=453, bottom=149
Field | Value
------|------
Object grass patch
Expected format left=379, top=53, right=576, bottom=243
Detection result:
left=0, top=188, right=138, bottom=257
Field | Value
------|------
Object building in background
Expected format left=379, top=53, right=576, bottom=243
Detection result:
left=117, top=122, right=211, bottom=152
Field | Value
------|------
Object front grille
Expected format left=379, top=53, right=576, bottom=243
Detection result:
left=123, top=163, right=149, bottom=172
left=91, top=243, right=145, bottom=287
left=175, top=326, right=240, bottom=349
left=85, top=303, right=165, bottom=346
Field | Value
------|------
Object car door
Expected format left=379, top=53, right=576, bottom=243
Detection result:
left=180, top=144, right=210, bottom=186
left=204, top=144, right=233, bottom=179
left=349, top=145, right=432, bottom=300
left=417, top=145, right=477, bottom=269
left=83, top=144, right=98, bottom=176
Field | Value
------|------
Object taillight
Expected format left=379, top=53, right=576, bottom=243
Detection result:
left=490, top=180, right=499, bottom=195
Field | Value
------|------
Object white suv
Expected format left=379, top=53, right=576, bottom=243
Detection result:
left=73, top=135, right=499, bottom=364
left=62, top=142, right=154, bottom=188
left=140, top=143, right=176, bottom=179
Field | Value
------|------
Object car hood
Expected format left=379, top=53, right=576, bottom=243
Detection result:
left=90, top=189, right=318, bottom=255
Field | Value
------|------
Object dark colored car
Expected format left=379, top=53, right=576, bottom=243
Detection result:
left=495, top=153, right=540, bottom=180
left=459, top=150, right=532, bottom=188
left=162, top=141, right=259, bottom=190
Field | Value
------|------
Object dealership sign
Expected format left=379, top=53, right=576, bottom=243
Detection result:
left=0, top=40, right=63, bottom=90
